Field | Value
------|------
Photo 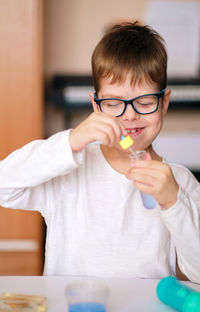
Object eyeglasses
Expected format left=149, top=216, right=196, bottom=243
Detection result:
left=94, top=89, right=165, bottom=117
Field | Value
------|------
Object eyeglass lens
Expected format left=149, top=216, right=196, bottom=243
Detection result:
left=100, top=95, right=158, bottom=116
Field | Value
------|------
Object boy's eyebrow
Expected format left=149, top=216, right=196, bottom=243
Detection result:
left=100, top=90, right=160, bottom=99
left=99, top=93, right=125, bottom=99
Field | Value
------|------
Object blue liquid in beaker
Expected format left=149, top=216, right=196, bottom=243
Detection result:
left=68, top=302, right=106, bottom=312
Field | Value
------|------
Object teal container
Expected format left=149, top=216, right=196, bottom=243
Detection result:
left=157, top=276, right=200, bottom=312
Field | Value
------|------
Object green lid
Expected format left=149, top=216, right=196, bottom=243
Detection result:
left=184, top=292, right=200, bottom=312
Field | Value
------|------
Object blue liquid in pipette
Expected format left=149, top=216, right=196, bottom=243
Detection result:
left=68, top=302, right=106, bottom=312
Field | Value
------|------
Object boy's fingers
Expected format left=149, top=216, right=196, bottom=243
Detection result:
left=118, top=119, right=128, bottom=137
left=132, top=159, right=164, bottom=169
left=97, top=114, right=124, bottom=143
left=107, top=117, right=127, bottom=142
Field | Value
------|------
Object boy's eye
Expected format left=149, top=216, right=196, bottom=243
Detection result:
left=102, top=99, right=122, bottom=104
left=135, top=96, right=157, bottom=106
left=107, top=104, right=119, bottom=108
left=137, top=101, right=153, bottom=106
left=102, top=100, right=123, bottom=107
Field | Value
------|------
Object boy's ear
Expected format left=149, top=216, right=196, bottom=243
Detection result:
left=89, top=92, right=99, bottom=112
left=162, top=89, right=171, bottom=117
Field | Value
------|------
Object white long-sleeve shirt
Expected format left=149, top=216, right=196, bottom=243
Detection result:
left=0, top=130, right=199, bottom=282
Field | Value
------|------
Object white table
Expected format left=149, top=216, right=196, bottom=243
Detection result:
left=0, top=276, right=199, bottom=311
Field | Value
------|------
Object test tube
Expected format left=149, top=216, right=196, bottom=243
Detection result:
left=119, top=135, right=157, bottom=209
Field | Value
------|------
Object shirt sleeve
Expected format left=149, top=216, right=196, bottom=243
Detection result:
left=160, top=164, right=200, bottom=283
left=0, top=130, right=83, bottom=212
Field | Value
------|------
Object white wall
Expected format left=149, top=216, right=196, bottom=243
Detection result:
left=44, top=0, right=200, bottom=79
left=44, top=0, right=147, bottom=79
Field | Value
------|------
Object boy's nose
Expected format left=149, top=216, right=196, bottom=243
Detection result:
left=121, top=103, right=140, bottom=121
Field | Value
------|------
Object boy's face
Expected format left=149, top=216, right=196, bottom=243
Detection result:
left=90, top=74, right=171, bottom=152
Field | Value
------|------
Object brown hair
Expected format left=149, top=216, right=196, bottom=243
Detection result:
left=91, top=21, right=167, bottom=94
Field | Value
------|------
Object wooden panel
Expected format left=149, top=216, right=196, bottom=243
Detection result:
left=0, top=0, right=44, bottom=275
left=0, top=209, right=43, bottom=240
left=0, top=0, right=43, bottom=157
left=0, top=252, right=43, bottom=276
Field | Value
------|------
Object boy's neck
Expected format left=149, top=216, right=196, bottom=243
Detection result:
left=100, top=144, right=130, bottom=174
left=146, top=145, right=162, bottom=162
left=100, top=144, right=162, bottom=175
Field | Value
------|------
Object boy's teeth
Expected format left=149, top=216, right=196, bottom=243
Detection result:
left=128, top=129, right=136, bottom=133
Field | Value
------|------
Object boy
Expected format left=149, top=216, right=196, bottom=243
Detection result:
left=0, top=22, right=199, bottom=282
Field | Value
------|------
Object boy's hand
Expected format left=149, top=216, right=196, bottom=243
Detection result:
left=69, top=112, right=127, bottom=152
left=126, top=153, right=179, bottom=209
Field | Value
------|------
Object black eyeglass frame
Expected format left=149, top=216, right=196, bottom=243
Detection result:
left=94, top=89, right=166, bottom=117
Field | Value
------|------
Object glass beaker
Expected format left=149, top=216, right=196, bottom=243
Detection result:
left=66, top=279, right=108, bottom=312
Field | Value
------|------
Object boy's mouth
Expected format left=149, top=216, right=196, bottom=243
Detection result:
left=126, top=127, right=144, bottom=136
